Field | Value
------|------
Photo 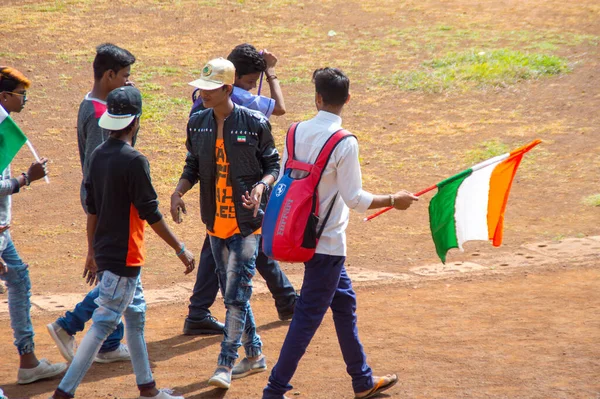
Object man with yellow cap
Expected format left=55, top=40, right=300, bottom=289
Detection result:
left=171, top=58, right=280, bottom=389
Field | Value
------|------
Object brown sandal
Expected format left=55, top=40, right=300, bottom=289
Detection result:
left=354, top=374, right=399, bottom=399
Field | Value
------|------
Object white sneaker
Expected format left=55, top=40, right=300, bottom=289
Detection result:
left=94, top=343, right=130, bottom=363
left=137, top=388, right=184, bottom=399
left=0, top=387, right=7, bottom=399
left=46, top=322, right=76, bottom=362
left=17, top=358, right=67, bottom=384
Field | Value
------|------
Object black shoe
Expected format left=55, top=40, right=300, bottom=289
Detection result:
left=277, top=295, right=298, bottom=321
left=183, top=316, right=225, bottom=335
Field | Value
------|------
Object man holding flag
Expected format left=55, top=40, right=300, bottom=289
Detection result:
left=0, top=66, right=66, bottom=384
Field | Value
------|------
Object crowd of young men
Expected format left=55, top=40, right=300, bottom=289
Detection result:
left=0, top=42, right=418, bottom=399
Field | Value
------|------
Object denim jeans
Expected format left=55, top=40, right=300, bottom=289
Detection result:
left=56, top=271, right=155, bottom=396
left=263, top=254, right=373, bottom=399
left=56, top=284, right=124, bottom=353
left=188, top=234, right=296, bottom=321
left=209, top=234, right=262, bottom=368
left=0, top=239, right=35, bottom=355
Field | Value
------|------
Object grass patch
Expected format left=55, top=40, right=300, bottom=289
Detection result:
left=465, top=140, right=510, bottom=164
left=392, top=49, right=570, bottom=92
left=141, top=92, right=188, bottom=124
left=583, top=194, right=600, bottom=207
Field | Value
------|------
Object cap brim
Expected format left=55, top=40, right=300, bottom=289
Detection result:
left=98, top=112, right=136, bottom=131
left=188, top=78, right=225, bottom=91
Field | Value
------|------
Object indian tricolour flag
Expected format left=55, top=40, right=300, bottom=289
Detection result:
left=429, top=139, right=541, bottom=263
left=0, top=106, right=27, bottom=172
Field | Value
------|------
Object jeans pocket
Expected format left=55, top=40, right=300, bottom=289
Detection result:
left=98, top=272, right=121, bottom=304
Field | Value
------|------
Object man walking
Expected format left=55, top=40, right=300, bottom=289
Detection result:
left=261, top=68, right=418, bottom=399
left=50, top=86, right=195, bottom=399
left=171, top=58, right=279, bottom=388
left=47, top=43, right=135, bottom=363
left=179, top=44, right=294, bottom=336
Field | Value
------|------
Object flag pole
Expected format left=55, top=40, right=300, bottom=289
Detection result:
left=25, top=140, right=50, bottom=184
left=363, top=184, right=437, bottom=222
left=363, top=139, right=542, bottom=222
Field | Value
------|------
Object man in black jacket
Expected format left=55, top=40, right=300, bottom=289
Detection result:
left=171, top=58, right=280, bottom=389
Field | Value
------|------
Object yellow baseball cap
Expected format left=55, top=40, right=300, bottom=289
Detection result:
left=188, top=58, right=235, bottom=90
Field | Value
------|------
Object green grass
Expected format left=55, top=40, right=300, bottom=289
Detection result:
left=583, top=194, right=600, bottom=207
left=392, top=49, right=571, bottom=92
left=141, top=92, right=188, bottom=124
left=465, top=140, right=510, bottom=164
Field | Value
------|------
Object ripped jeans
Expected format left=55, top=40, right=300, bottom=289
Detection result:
left=209, top=234, right=262, bottom=368
left=0, top=239, right=35, bottom=355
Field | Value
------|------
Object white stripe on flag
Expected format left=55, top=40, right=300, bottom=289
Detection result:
left=0, top=105, right=8, bottom=124
left=454, top=153, right=509, bottom=249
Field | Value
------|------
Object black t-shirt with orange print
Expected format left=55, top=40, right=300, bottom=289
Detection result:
left=85, top=137, right=163, bottom=277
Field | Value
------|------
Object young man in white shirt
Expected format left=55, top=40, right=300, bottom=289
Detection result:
left=259, top=68, right=418, bottom=399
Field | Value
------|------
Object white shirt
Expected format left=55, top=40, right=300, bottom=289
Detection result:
left=279, top=111, right=373, bottom=256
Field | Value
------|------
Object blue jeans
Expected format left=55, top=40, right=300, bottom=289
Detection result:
left=188, top=234, right=296, bottom=320
left=209, top=234, right=262, bottom=368
left=0, top=239, right=35, bottom=355
left=56, top=285, right=124, bottom=353
left=263, top=254, right=373, bottom=399
left=56, top=271, right=154, bottom=397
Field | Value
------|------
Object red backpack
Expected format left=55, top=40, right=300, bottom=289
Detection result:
left=262, top=122, right=354, bottom=262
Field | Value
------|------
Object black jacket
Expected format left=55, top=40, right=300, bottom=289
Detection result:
left=180, top=104, right=280, bottom=237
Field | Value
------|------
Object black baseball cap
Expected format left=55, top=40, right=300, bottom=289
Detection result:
left=99, top=86, right=142, bottom=131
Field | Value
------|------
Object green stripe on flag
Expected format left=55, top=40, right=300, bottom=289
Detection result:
left=0, top=115, right=27, bottom=172
left=429, top=169, right=472, bottom=263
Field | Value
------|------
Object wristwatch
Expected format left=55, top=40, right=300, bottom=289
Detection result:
left=252, top=180, right=270, bottom=192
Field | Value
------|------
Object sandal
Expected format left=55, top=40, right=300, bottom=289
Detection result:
left=354, top=374, right=398, bottom=399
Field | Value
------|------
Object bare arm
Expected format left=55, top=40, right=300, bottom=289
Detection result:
left=170, top=178, right=194, bottom=223
left=83, top=213, right=98, bottom=286
left=263, top=50, right=286, bottom=116
left=149, top=218, right=195, bottom=274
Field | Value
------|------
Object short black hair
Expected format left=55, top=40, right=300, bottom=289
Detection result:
left=227, top=43, right=266, bottom=78
left=312, top=68, right=349, bottom=106
left=93, top=43, right=136, bottom=80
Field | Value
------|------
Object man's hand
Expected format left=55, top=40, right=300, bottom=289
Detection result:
left=27, top=157, right=49, bottom=183
left=170, top=192, right=187, bottom=224
left=178, top=248, right=195, bottom=275
left=0, top=259, right=7, bottom=275
left=392, top=190, right=419, bottom=210
left=242, top=184, right=265, bottom=217
left=262, top=50, right=278, bottom=71
left=83, top=253, right=98, bottom=286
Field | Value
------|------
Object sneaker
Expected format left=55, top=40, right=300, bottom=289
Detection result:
left=208, top=367, right=232, bottom=389
left=231, top=356, right=267, bottom=379
left=94, top=344, right=130, bottom=363
left=46, top=322, right=76, bottom=362
left=17, top=358, right=67, bottom=384
left=137, top=388, right=184, bottom=399
left=183, top=316, right=225, bottom=335
left=0, top=387, right=7, bottom=399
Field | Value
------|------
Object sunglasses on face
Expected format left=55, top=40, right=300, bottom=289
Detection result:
left=9, top=91, right=27, bottom=101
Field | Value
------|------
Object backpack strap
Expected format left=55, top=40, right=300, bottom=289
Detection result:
left=313, top=129, right=355, bottom=239
left=313, top=129, right=354, bottom=180
left=285, top=122, right=313, bottom=173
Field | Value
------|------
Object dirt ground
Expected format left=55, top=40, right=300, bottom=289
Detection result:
left=0, top=0, right=599, bottom=397
left=2, top=261, right=599, bottom=399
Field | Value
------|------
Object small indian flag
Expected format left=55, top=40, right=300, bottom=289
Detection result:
left=0, top=106, right=27, bottom=172
left=429, top=140, right=541, bottom=263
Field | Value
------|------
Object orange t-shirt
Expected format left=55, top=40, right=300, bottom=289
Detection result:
left=209, top=139, right=241, bottom=239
